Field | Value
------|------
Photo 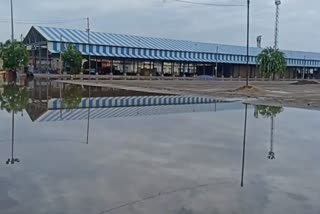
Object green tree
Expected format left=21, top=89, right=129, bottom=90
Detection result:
left=61, top=85, right=82, bottom=110
left=0, top=40, right=28, bottom=71
left=257, top=47, right=287, bottom=80
left=62, top=44, right=83, bottom=74
left=0, top=85, right=29, bottom=113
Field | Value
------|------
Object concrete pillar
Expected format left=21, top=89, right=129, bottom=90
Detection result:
left=221, top=64, right=224, bottom=78
left=212, top=64, right=215, bottom=77
left=202, top=64, right=205, bottom=76
left=161, top=61, right=164, bottom=78
left=170, top=62, right=173, bottom=77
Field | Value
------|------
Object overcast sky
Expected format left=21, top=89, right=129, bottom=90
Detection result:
left=0, top=0, right=319, bottom=52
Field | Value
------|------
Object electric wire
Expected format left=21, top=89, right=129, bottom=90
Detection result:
left=166, top=0, right=245, bottom=7
left=0, top=18, right=87, bottom=25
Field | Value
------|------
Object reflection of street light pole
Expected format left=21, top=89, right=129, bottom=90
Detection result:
left=268, top=116, right=276, bottom=160
left=59, top=83, right=63, bottom=120
left=241, top=104, right=248, bottom=187
left=86, top=86, right=91, bottom=144
left=6, top=111, right=19, bottom=165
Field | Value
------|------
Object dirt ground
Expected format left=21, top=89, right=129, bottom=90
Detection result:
left=104, top=80, right=320, bottom=110
left=57, top=79, right=320, bottom=110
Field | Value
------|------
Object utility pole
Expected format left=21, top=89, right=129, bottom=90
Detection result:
left=303, top=56, right=306, bottom=79
left=274, top=0, right=281, bottom=49
left=86, top=17, right=91, bottom=73
left=246, top=0, right=250, bottom=87
left=10, top=0, right=14, bottom=42
left=59, top=35, right=63, bottom=79
left=215, top=46, right=219, bottom=78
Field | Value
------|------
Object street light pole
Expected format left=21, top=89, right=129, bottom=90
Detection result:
left=86, top=17, right=91, bottom=73
left=246, top=0, right=250, bottom=87
left=215, top=46, right=219, bottom=78
left=10, top=0, right=14, bottom=42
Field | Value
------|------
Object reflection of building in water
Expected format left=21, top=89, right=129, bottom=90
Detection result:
left=37, top=103, right=237, bottom=122
left=0, top=71, right=5, bottom=85
left=26, top=102, right=47, bottom=121
left=30, top=78, right=169, bottom=101
left=25, top=79, right=242, bottom=122
left=26, top=79, right=169, bottom=121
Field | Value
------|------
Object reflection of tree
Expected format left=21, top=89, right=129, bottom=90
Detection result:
left=0, top=84, right=29, bottom=165
left=254, top=105, right=283, bottom=119
left=0, top=84, right=29, bottom=113
left=61, top=86, right=82, bottom=110
left=254, top=105, right=283, bottom=160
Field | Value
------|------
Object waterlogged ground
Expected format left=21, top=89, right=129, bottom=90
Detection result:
left=0, top=103, right=320, bottom=214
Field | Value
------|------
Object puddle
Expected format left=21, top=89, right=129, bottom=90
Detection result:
left=0, top=82, right=320, bottom=214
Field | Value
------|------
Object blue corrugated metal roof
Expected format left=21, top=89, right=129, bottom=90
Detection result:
left=34, top=26, right=320, bottom=60
left=47, top=96, right=219, bottom=109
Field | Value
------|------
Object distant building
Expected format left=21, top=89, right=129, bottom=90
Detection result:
left=23, top=26, right=320, bottom=79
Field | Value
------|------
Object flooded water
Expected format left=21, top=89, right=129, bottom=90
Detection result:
left=0, top=82, right=320, bottom=214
